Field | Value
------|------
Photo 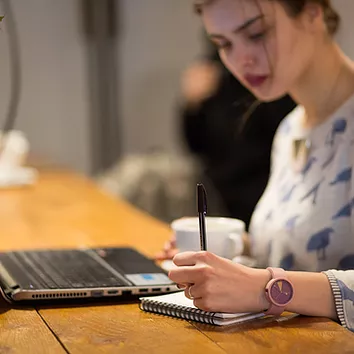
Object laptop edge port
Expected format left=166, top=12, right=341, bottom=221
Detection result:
left=91, top=290, right=104, bottom=297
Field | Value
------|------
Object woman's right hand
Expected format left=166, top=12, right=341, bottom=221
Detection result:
left=155, top=234, right=179, bottom=260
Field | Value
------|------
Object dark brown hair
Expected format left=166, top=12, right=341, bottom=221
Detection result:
left=194, top=0, right=340, bottom=35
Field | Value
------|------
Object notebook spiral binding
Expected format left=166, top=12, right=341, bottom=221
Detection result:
left=140, top=299, right=217, bottom=325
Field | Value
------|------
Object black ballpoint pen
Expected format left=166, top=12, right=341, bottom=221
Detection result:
left=197, top=183, right=207, bottom=251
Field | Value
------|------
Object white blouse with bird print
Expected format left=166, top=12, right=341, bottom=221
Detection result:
left=249, top=94, right=354, bottom=330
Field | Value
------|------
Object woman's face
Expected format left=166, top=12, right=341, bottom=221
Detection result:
left=201, top=0, right=321, bottom=101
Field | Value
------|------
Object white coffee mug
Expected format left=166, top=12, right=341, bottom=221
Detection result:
left=171, top=217, right=245, bottom=259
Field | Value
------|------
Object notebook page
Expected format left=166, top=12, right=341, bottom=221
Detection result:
left=140, top=291, right=253, bottom=319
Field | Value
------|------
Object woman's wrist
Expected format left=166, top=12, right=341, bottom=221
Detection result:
left=250, top=268, right=337, bottom=320
left=249, top=267, right=271, bottom=312
left=284, top=271, right=337, bottom=320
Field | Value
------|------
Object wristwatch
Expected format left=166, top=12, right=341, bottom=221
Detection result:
left=264, top=267, right=294, bottom=316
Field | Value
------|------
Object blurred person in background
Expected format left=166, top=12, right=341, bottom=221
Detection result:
left=155, top=41, right=295, bottom=260
left=179, top=41, right=296, bottom=228
left=98, top=35, right=296, bottom=232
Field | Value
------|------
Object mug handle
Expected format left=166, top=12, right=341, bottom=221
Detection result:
left=225, top=233, right=244, bottom=259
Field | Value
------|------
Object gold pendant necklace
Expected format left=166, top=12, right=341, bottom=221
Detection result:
left=292, top=138, right=312, bottom=173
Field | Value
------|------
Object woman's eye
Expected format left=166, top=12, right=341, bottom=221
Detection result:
left=215, top=42, right=231, bottom=50
left=248, top=31, right=267, bottom=42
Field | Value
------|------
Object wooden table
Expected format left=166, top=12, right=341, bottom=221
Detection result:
left=0, top=169, right=353, bottom=353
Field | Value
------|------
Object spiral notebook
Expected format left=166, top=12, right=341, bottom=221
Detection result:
left=140, top=291, right=265, bottom=326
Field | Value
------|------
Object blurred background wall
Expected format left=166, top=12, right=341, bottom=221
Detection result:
left=0, top=0, right=202, bottom=175
left=0, top=0, right=352, bottom=175
left=0, top=0, right=91, bottom=172
left=335, top=0, right=354, bottom=60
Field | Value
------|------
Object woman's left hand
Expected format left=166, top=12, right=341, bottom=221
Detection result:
left=168, top=251, right=270, bottom=313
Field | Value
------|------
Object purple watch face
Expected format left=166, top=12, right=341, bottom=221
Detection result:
left=270, top=279, right=293, bottom=305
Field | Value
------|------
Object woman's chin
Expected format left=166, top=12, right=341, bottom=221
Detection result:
left=252, top=89, right=288, bottom=103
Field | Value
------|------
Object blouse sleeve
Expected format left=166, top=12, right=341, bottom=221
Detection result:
left=323, top=270, right=354, bottom=331
left=321, top=122, right=354, bottom=331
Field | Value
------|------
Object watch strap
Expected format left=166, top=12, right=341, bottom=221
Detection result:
left=264, top=267, right=288, bottom=316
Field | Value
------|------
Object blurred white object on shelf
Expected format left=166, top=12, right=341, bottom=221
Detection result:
left=0, top=130, right=37, bottom=188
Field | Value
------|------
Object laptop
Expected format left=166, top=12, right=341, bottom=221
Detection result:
left=0, top=247, right=178, bottom=303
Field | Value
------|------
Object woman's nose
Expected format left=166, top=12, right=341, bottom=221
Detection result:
left=229, top=45, right=257, bottom=72
left=243, top=57, right=257, bottom=69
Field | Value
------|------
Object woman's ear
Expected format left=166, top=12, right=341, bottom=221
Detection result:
left=303, top=3, right=326, bottom=33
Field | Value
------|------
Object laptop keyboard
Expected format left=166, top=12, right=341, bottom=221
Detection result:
left=0, top=250, right=129, bottom=290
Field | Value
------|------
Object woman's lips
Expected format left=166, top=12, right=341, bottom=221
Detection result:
left=244, top=74, right=269, bottom=88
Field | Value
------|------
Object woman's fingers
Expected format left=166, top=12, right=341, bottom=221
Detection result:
left=154, top=249, right=176, bottom=260
left=154, top=240, right=178, bottom=260
left=170, top=236, right=176, bottom=249
left=184, top=284, right=203, bottom=300
left=177, top=282, right=192, bottom=290
left=165, top=248, right=179, bottom=260
left=173, top=251, right=219, bottom=266
left=173, top=251, right=199, bottom=266
left=169, top=266, right=196, bottom=284
left=169, top=263, right=212, bottom=285
left=169, top=265, right=207, bottom=285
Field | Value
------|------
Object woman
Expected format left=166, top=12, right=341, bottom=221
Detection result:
left=168, top=0, right=354, bottom=331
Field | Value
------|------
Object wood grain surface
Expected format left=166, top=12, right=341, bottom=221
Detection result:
left=1, top=169, right=353, bottom=353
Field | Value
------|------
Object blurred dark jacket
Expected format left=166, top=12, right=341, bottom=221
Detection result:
left=180, top=51, right=296, bottom=229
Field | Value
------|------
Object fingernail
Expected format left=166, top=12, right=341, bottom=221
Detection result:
left=177, top=284, right=186, bottom=289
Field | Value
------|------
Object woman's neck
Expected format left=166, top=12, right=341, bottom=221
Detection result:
left=289, top=42, right=354, bottom=129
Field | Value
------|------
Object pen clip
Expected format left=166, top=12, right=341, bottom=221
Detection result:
left=197, top=183, right=207, bottom=251
left=197, top=183, right=207, bottom=214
